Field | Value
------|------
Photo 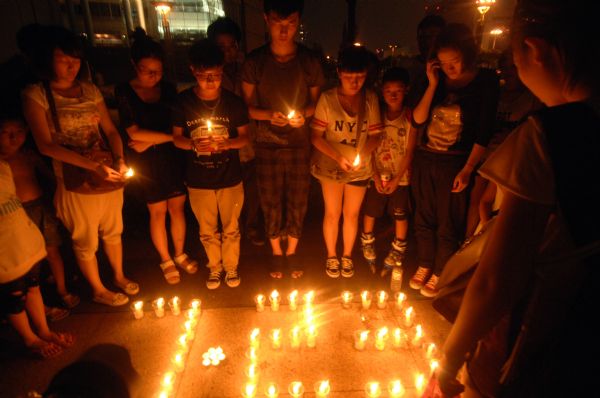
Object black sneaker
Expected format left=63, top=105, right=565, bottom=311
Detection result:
left=325, top=257, right=340, bottom=278
left=341, top=256, right=355, bottom=278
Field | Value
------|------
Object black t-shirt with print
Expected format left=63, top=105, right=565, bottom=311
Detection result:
left=172, top=88, right=249, bottom=189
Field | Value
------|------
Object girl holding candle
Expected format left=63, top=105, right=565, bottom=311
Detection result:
left=437, top=1, right=600, bottom=396
left=310, top=45, right=383, bottom=279
left=115, top=31, right=197, bottom=285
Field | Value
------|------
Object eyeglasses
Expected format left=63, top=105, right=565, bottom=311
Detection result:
left=194, top=72, right=223, bottom=81
left=137, top=66, right=163, bottom=77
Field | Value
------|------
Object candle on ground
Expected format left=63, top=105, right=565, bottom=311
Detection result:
left=152, top=297, right=165, bottom=318
left=288, top=290, right=298, bottom=311
left=131, top=300, right=144, bottom=319
left=255, top=294, right=266, bottom=312
left=168, top=296, right=181, bottom=315
left=341, top=291, right=353, bottom=309
left=269, top=290, right=280, bottom=312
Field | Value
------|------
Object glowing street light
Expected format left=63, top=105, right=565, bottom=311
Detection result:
left=153, top=2, right=172, bottom=41
left=490, top=28, right=504, bottom=50
left=476, top=0, right=496, bottom=21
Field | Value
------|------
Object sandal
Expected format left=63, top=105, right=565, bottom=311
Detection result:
left=114, top=279, right=140, bottom=295
left=45, top=306, right=70, bottom=322
left=287, top=254, right=304, bottom=279
left=160, top=259, right=180, bottom=284
left=269, top=255, right=285, bottom=279
left=93, top=292, right=129, bottom=307
left=60, top=293, right=80, bottom=309
left=174, top=253, right=198, bottom=274
left=27, top=340, right=62, bottom=359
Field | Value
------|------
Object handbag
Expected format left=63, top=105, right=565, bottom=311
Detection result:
left=432, top=217, right=496, bottom=323
left=43, top=81, right=124, bottom=194
left=311, top=90, right=372, bottom=183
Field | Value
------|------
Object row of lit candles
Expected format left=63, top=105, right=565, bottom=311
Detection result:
left=157, top=301, right=202, bottom=397
left=254, top=290, right=408, bottom=312
left=131, top=297, right=202, bottom=319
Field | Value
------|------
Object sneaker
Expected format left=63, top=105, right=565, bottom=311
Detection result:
left=409, top=266, right=432, bottom=290
left=420, top=274, right=440, bottom=298
left=325, top=257, right=340, bottom=278
left=360, top=232, right=376, bottom=262
left=206, top=270, right=222, bottom=289
left=384, top=239, right=407, bottom=268
left=225, top=270, right=241, bottom=288
left=341, top=256, right=355, bottom=278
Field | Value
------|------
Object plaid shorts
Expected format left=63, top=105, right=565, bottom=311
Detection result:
left=255, top=146, right=311, bottom=239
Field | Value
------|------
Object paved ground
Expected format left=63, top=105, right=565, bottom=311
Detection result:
left=0, top=182, right=451, bottom=397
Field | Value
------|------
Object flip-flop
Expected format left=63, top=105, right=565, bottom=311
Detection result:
left=160, top=259, right=180, bottom=284
left=27, top=340, right=62, bottom=359
left=174, top=253, right=198, bottom=274
left=60, top=293, right=80, bottom=309
left=93, top=292, right=129, bottom=307
left=45, top=306, right=70, bottom=322
left=286, top=254, right=304, bottom=279
left=114, top=280, right=140, bottom=295
left=269, top=255, right=285, bottom=279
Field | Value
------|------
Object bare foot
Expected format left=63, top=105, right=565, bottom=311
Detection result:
left=269, top=271, right=284, bottom=279
left=27, top=339, right=62, bottom=359
left=40, top=331, right=76, bottom=348
left=291, top=270, right=304, bottom=279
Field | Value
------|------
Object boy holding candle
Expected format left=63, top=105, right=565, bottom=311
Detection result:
left=172, top=39, right=249, bottom=289
left=241, top=0, right=325, bottom=279
left=360, top=67, right=417, bottom=284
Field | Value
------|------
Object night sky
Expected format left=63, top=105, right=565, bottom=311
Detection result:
left=302, top=0, right=426, bottom=56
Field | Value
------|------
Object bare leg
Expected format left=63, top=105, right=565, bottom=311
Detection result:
left=45, top=246, right=69, bottom=297
left=466, top=176, right=487, bottom=237
left=363, top=215, right=376, bottom=234
left=285, top=236, right=299, bottom=256
left=168, top=195, right=187, bottom=257
left=147, top=201, right=170, bottom=262
left=103, top=241, right=136, bottom=290
left=341, top=184, right=367, bottom=257
left=321, top=181, right=344, bottom=258
left=26, top=286, right=75, bottom=348
left=7, top=306, right=62, bottom=358
left=270, top=237, right=283, bottom=256
left=395, top=219, right=408, bottom=240
left=76, top=256, right=111, bottom=296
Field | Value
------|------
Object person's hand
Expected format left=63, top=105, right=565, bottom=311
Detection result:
left=192, top=138, right=213, bottom=153
left=95, top=163, right=124, bottom=182
left=373, top=174, right=385, bottom=193
left=215, top=138, right=231, bottom=151
left=436, top=363, right=465, bottom=397
left=270, top=111, right=289, bottom=127
left=426, top=59, right=441, bottom=87
left=384, top=175, right=401, bottom=194
left=128, top=140, right=153, bottom=153
left=452, top=168, right=471, bottom=192
left=288, top=112, right=305, bottom=128
left=336, top=155, right=353, bottom=172
left=116, top=159, right=128, bottom=175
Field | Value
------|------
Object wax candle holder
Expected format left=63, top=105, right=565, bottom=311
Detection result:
left=289, top=326, right=301, bottom=349
left=245, top=347, right=259, bottom=363
left=269, top=290, right=280, bottom=312
left=375, top=327, right=389, bottom=351
left=425, top=342, right=438, bottom=359
left=172, top=351, right=185, bottom=373
left=354, top=329, right=369, bottom=351
left=394, top=292, right=407, bottom=311
left=189, top=298, right=201, bottom=314
left=415, top=373, right=426, bottom=395
left=403, top=306, right=414, bottom=328
left=255, top=294, right=266, bottom=312
left=249, top=328, right=260, bottom=348
left=411, top=324, right=424, bottom=348
left=161, top=372, right=176, bottom=391
left=168, top=296, right=181, bottom=315
left=303, top=291, right=315, bottom=307
left=305, top=325, right=317, bottom=348
left=130, top=300, right=144, bottom=319
left=183, top=320, right=195, bottom=340
left=288, top=290, right=298, bottom=311
left=288, top=381, right=305, bottom=398
left=376, top=291, right=388, bottom=309
left=360, top=290, right=372, bottom=310
left=244, top=363, right=259, bottom=382
left=388, top=380, right=405, bottom=398
left=392, top=328, right=408, bottom=349
left=341, top=291, right=353, bottom=309
left=314, top=380, right=331, bottom=397
left=265, top=382, right=279, bottom=398
left=270, top=329, right=282, bottom=349
left=152, top=297, right=165, bottom=318
left=241, top=383, right=257, bottom=398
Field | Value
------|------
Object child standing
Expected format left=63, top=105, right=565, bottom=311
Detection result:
left=0, top=115, right=79, bottom=310
left=0, top=159, right=74, bottom=358
left=172, top=40, right=249, bottom=289
left=360, top=68, right=417, bottom=289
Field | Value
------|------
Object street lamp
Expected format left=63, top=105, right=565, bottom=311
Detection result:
left=476, top=0, right=496, bottom=22
left=489, top=28, right=503, bottom=50
left=154, top=2, right=172, bottom=41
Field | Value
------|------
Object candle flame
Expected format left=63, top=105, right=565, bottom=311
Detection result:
left=360, top=330, right=369, bottom=341
left=405, top=306, right=414, bottom=318
left=378, top=291, right=387, bottom=301
left=270, top=290, right=279, bottom=300
left=133, top=301, right=143, bottom=310
left=178, top=334, right=187, bottom=346
left=342, top=291, right=352, bottom=301
left=190, top=299, right=201, bottom=310
left=174, top=353, right=182, bottom=363
left=256, top=294, right=265, bottom=303
left=430, top=359, right=439, bottom=373
left=377, top=327, right=389, bottom=339
left=287, top=110, right=296, bottom=119
left=415, top=324, right=423, bottom=338
left=361, top=290, right=370, bottom=300
left=369, top=382, right=380, bottom=394
left=426, top=343, right=437, bottom=358
left=289, top=289, right=298, bottom=302
left=250, top=328, right=260, bottom=340
left=292, top=325, right=300, bottom=337
left=318, top=380, right=330, bottom=393
left=304, top=290, right=315, bottom=303
left=267, top=384, right=278, bottom=397
left=171, top=296, right=180, bottom=305
left=272, top=329, right=281, bottom=339
left=353, top=153, right=360, bottom=167
left=307, top=324, right=317, bottom=336
left=389, top=380, right=404, bottom=395
left=415, top=373, right=426, bottom=392
left=162, top=372, right=175, bottom=387
left=207, top=120, right=212, bottom=130
left=245, top=383, right=257, bottom=396
left=156, top=297, right=165, bottom=307
left=125, top=168, right=134, bottom=178
left=248, top=364, right=257, bottom=378
left=291, top=382, right=302, bottom=395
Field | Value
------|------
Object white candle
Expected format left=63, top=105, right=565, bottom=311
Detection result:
left=412, top=324, right=424, bottom=348
left=245, top=347, right=258, bottom=363
left=270, top=329, right=282, bottom=349
left=177, top=334, right=188, bottom=353
left=288, top=381, right=304, bottom=398
left=314, top=380, right=331, bottom=397
left=290, top=325, right=301, bottom=349
left=365, top=381, right=381, bottom=398
left=265, top=382, right=279, bottom=398
left=172, top=351, right=184, bottom=373
left=269, top=290, right=280, bottom=312
left=361, top=290, right=372, bottom=310
left=306, top=324, right=317, bottom=348
left=353, top=153, right=361, bottom=168
left=394, top=292, right=406, bottom=311
left=249, top=328, right=260, bottom=348
left=255, top=294, right=266, bottom=312
left=354, top=329, right=369, bottom=351
left=392, top=328, right=407, bottom=349
left=303, top=290, right=315, bottom=307
left=131, top=300, right=144, bottom=319
left=168, top=296, right=181, bottom=315
left=189, top=298, right=201, bottom=313
left=287, top=110, right=296, bottom=119
left=341, top=291, right=353, bottom=309
left=375, top=327, right=389, bottom=351
left=288, top=290, right=298, bottom=311
left=376, top=291, right=388, bottom=309
left=388, top=380, right=405, bottom=398
left=184, top=309, right=198, bottom=323
left=245, top=363, right=259, bottom=382
left=426, top=342, right=437, bottom=359
left=415, top=373, right=426, bottom=395
left=183, top=320, right=195, bottom=340
left=152, top=297, right=165, bottom=318
left=430, top=359, right=440, bottom=374
left=404, top=306, right=414, bottom=328
left=242, top=383, right=257, bottom=398
left=161, top=372, right=175, bottom=391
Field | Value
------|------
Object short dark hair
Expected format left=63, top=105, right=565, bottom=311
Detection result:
left=432, top=23, right=478, bottom=69
left=513, top=0, right=600, bottom=92
left=33, top=26, right=85, bottom=80
left=0, top=113, right=26, bottom=130
left=382, top=67, right=410, bottom=86
left=130, top=29, right=164, bottom=64
left=207, top=17, right=242, bottom=44
left=188, top=39, right=224, bottom=69
left=337, top=45, right=372, bottom=73
left=417, top=14, right=446, bottom=33
left=264, top=0, right=304, bottom=17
